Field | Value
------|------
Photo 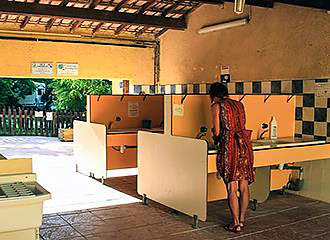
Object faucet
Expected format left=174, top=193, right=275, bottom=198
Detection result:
left=108, top=116, right=121, bottom=130
left=196, top=126, right=208, bottom=139
left=258, top=123, right=268, bottom=140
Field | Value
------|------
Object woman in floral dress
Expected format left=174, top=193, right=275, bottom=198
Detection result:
left=210, top=83, right=255, bottom=233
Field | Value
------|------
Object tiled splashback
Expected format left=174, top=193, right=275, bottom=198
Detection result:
left=132, top=79, right=330, bottom=141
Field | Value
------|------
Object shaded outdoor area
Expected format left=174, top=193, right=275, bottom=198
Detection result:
left=0, top=136, right=140, bottom=214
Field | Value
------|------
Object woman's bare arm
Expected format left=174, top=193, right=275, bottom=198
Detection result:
left=211, top=103, right=220, bottom=137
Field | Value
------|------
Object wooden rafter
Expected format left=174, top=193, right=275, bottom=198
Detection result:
left=92, top=22, right=103, bottom=34
left=60, top=0, right=71, bottom=7
left=135, top=26, right=147, bottom=37
left=34, top=0, right=40, bottom=3
left=0, top=1, right=186, bottom=30
left=20, top=16, right=30, bottom=29
left=70, top=20, right=81, bottom=33
left=45, top=18, right=55, bottom=32
left=114, top=0, right=130, bottom=11
left=138, top=0, right=156, bottom=14
left=161, top=0, right=184, bottom=17
left=89, top=0, right=102, bottom=9
left=155, top=28, right=167, bottom=38
left=115, top=24, right=126, bottom=34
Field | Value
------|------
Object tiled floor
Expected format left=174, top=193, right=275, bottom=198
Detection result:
left=40, top=176, right=330, bottom=240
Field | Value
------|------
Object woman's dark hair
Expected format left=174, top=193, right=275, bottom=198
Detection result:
left=209, top=82, right=229, bottom=99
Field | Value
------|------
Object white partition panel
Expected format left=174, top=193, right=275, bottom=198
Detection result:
left=74, top=121, right=106, bottom=179
left=138, top=131, right=208, bottom=221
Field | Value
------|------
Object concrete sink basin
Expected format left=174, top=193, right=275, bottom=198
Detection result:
left=254, top=139, right=294, bottom=145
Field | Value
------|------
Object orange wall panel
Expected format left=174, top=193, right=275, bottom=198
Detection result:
left=172, top=95, right=295, bottom=141
left=91, top=95, right=164, bottom=129
left=107, top=147, right=137, bottom=170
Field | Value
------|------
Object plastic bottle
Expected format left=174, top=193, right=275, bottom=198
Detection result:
left=269, top=116, right=278, bottom=140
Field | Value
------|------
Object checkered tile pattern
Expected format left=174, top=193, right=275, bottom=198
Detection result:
left=132, top=79, right=330, bottom=141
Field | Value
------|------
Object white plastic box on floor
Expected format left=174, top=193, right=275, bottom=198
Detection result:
left=0, top=158, right=51, bottom=240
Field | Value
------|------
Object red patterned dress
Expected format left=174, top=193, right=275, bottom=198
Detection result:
left=214, top=98, right=255, bottom=184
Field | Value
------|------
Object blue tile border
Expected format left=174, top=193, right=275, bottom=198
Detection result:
left=181, top=84, right=187, bottom=94
left=193, top=84, right=200, bottom=94
left=131, top=79, right=328, bottom=95
left=171, top=85, right=176, bottom=94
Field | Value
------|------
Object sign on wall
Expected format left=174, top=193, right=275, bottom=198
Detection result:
left=128, top=102, right=139, bottom=118
left=220, top=65, right=231, bottom=83
left=35, top=111, right=44, bottom=118
left=46, top=112, right=53, bottom=121
left=57, top=63, right=79, bottom=76
left=32, top=62, right=54, bottom=75
left=173, top=104, right=184, bottom=116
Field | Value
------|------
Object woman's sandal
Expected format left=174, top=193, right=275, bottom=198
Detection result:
left=224, top=224, right=241, bottom=233
left=239, top=222, right=244, bottom=228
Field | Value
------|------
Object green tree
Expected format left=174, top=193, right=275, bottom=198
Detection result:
left=51, top=79, right=112, bottom=111
left=0, top=79, right=35, bottom=106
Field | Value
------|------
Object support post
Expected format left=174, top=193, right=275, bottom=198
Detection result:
left=192, top=215, right=199, bottom=228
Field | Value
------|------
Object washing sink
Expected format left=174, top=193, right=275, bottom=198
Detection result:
left=207, top=143, right=219, bottom=154
left=254, top=139, right=294, bottom=144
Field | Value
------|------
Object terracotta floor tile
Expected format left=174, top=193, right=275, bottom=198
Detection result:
left=84, top=232, right=130, bottom=240
left=60, top=211, right=103, bottom=224
left=41, top=215, right=68, bottom=229
left=40, top=225, right=83, bottom=240
left=72, top=220, right=118, bottom=236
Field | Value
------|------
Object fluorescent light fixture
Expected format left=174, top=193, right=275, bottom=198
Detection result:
left=234, top=0, right=246, bottom=14
left=198, top=18, right=249, bottom=34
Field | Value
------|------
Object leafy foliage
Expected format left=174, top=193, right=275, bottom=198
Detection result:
left=0, top=79, right=35, bottom=106
left=51, top=79, right=112, bottom=111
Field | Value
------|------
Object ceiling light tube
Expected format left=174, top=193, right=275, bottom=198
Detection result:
left=198, top=18, right=249, bottom=34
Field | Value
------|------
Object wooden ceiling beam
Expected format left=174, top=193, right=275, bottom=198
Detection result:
left=114, top=0, right=130, bottom=11
left=70, top=20, right=81, bottom=33
left=155, top=28, right=167, bottom=38
left=161, top=0, right=184, bottom=17
left=89, top=0, right=102, bottom=9
left=138, top=0, right=156, bottom=14
left=135, top=26, right=147, bottom=37
left=45, top=18, right=56, bottom=32
left=20, top=16, right=30, bottom=29
left=60, top=0, right=71, bottom=7
left=92, top=22, right=103, bottom=34
left=0, top=1, right=186, bottom=30
left=114, top=24, right=126, bottom=34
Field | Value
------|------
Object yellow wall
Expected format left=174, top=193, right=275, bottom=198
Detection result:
left=172, top=95, right=295, bottom=141
left=0, top=39, right=154, bottom=92
left=160, top=3, right=330, bottom=84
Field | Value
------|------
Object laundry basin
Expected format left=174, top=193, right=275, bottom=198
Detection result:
left=0, top=173, right=51, bottom=240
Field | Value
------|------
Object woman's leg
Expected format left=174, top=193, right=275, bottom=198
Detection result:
left=239, top=180, right=249, bottom=223
left=226, top=181, right=240, bottom=227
